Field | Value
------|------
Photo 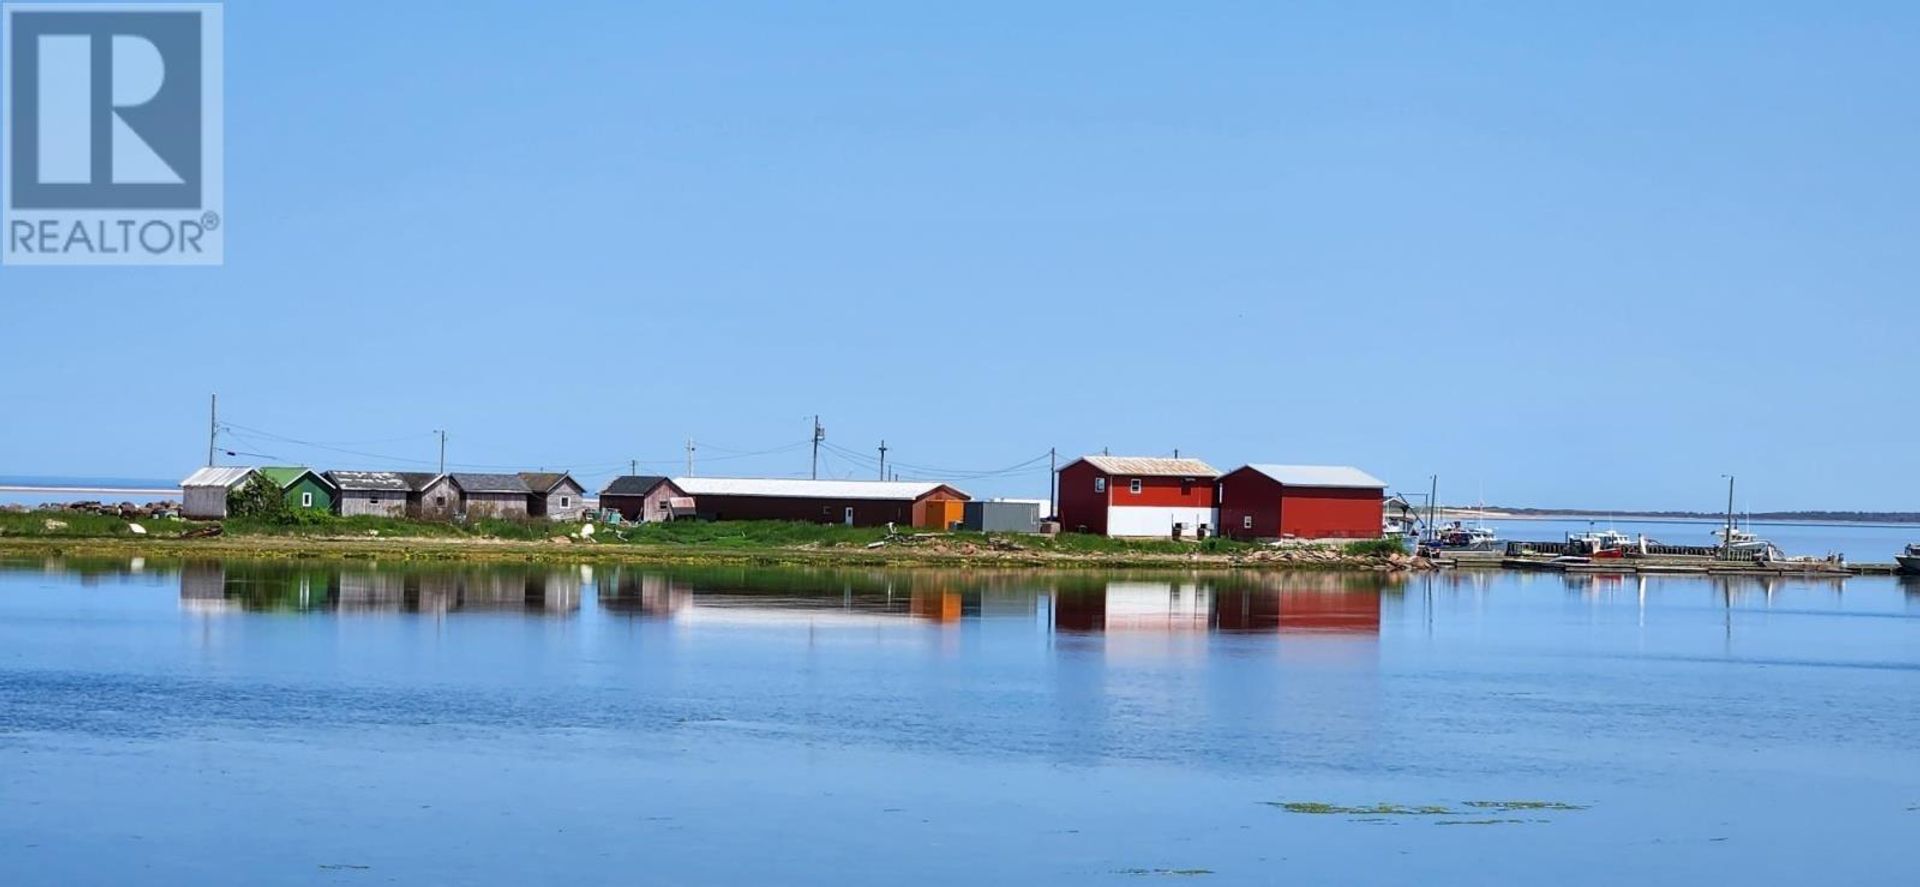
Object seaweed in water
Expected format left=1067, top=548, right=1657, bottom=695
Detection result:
left=1461, top=800, right=1590, bottom=812
left=1115, top=869, right=1214, bottom=877
left=1266, top=802, right=1456, bottom=816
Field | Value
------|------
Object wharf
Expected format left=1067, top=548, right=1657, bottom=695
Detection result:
left=1433, top=548, right=1898, bottom=577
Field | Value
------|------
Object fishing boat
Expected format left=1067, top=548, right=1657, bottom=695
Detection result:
left=1428, top=520, right=1500, bottom=551
left=1896, top=544, right=1920, bottom=574
left=1568, top=528, right=1640, bottom=557
left=1713, top=525, right=1784, bottom=561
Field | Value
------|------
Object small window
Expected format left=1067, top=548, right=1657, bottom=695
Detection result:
left=1129, top=478, right=1142, bottom=495
left=1094, top=477, right=1107, bottom=493
left=434, top=496, right=445, bottom=507
left=300, top=492, right=313, bottom=508
left=1243, top=515, right=1253, bottom=529
left=560, top=496, right=570, bottom=508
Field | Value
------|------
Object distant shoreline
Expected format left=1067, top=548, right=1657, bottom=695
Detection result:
left=1434, top=509, right=1920, bottom=528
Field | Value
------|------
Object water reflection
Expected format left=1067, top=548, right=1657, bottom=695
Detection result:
left=177, top=560, right=582, bottom=614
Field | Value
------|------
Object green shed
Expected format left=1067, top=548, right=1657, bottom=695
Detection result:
left=259, top=466, right=337, bottom=512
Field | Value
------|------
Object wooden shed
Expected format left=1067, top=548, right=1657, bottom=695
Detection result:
left=599, top=475, right=691, bottom=523
left=449, top=473, right=531, bottom=519
left=520, top=472, right=587, bottom=521
left=400, top=472, right=455, bottom=519
left=324, top=471, right=412, bottom=517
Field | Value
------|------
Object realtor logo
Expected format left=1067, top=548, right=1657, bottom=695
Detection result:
left=3, top=3, right=222, bottom=265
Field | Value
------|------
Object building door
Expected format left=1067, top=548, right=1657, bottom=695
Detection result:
left=844, top=507, right=855, bottom=526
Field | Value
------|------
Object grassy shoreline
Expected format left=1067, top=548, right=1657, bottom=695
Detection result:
left=0, top=511, right=1420, bottom=571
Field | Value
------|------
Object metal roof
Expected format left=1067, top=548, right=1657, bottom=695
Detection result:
left=450, top=473, right=530, bottom=494
left=1242, top=464, right=1387, bottom=489
left=325, top=470, right=411, bottom=492
left=601, top=475, right=672, bottom=496
left=1075, top=456, right=1220, bottom=478
left=518, top=472, right=579, bottom=494
left=670, top=477, right=968, bottom=501
left=258, top=466, right=334, bottom=490
left=180, top=466, right=256, bottom=488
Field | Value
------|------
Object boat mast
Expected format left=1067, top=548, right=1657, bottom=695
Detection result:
left=1722, top=474, right=1735, bottom=558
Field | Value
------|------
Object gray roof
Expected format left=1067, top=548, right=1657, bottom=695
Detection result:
left=1075, top=456, right=1220, bottom=478
left=518, top=472, right=580, bottom=494
left=602, top=475, right=671, bottom=496
left=1242, top=464, right=1387, bottom=489
left=451, top=473, right=530, bottom=494
left=397, top=472, right=443, bottom=492
left=325, top=470, right=411, bottom=492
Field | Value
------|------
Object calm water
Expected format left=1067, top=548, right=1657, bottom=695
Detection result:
left=2, top=559, right=1917, bottom=885
left=1459, top=515, right=1920, bottom=560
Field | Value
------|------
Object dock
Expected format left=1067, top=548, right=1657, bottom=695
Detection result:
left=1433, top=546, right=1901, bottom=577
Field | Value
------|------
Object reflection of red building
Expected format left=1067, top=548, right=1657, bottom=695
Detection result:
left=1214, top=587, right=1380, bottom=634
left=1053, top=591, right=1107, bottom=632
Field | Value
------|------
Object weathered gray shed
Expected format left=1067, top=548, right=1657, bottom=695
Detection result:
left=450, top=473, right=531, bottom=519
left=961, top=499, right=1042, bottom=533
left=520, top=472, right=586, bottom=521
left=397, top=472, right=450, bottom=518
left=325, top=471, right=412, bottom=517
left=179, top=466, right=258, bottom=519
left=599, top=475, right=691, bottom=523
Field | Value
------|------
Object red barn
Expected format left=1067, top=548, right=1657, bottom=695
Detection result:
left=1217, top=464, right=1386, bottom=540
left=1057, top=456, right=1220, bottom=538
left=670, top=477, right=969, bottom=528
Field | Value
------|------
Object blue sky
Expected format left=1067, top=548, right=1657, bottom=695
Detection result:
left=4, top=0, right=1919, bottom=510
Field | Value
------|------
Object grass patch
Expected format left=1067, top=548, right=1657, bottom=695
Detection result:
left=0, top=510, right=201, bottom=538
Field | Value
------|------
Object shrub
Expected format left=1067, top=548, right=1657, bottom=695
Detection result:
left=226, top=475, right=288, bottom=521
left=1343, top=537, right=1406, bottom=557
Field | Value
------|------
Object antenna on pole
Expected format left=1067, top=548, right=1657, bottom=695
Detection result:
left=810, top=416, right=825, bottom=480
left=878, top=440, right=888, bottom=480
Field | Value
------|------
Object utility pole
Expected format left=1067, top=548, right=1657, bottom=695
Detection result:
left=1427, top=474, right=1438, bottom=540
left=630, top=459, right=637, bottom=477
left=1722, top=474, right=1735, bottom=558
left=1048, top=447, right=1057, bottom=519
left=685, top=439, right=696, bottom=476
left=877, top=440, right=888, bottom=480
left=206, top=394, right=217, bottom=467
left=435, top=430, right=447, bottom=475
left=810, top=415, right=825, bottom=480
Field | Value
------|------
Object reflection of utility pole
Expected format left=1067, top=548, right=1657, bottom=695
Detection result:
left=810, top=416, right=825, bottom=480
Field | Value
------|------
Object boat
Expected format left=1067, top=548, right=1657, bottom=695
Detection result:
left=1568, top=528, right=1641, bottom=558
left=1713, top=525, right=1784, bottom=561
left=1896, top=544, right=1920, bottom=574
left=1427, top=520, right=1500, bottom=551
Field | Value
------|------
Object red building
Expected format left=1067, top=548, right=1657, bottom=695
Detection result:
left=670, top=477, right=969, bottom=528
left=1217, top=464, right=1386, bottom=540
left=1057, top=456, right=1220, bottom=538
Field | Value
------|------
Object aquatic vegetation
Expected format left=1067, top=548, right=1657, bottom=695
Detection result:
left=1267, top=802, right=1455, bottom=816
left=1462, top=800, right=1590, bottom=812
left=1116, top=869, right=1214, bottom=877
left=1435, top=819, right=1528, bottom=826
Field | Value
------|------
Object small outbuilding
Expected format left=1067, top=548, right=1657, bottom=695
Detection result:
left=599, top=475, right=691, bottom=523
left=1217, top=464, right=1387, bottom=540
left=669, top=477, right=969, bottom=528
left=1056, top=456, right=1220, bottom=538
left=961, top=499, right=1042, bottom=533
left=520, top=472, right=586, bottom=521
left=399, top=472, right=453, bottom=519
left=179, top=466, right=258, bottom=519
left=258, top=467, right=336, bottom=512
left=325, top=471, right=412, bottom=518
left=449, top=473, right=531, bottom=519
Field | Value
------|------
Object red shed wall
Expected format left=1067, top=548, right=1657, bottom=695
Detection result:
left=1277, top=487, right=1382, bottom=539
left=1057, top=462, right=1109, bottom=536
left=1217, top=468, right=1283, bottom=540
left=694, top=494, right=916, bottom=526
